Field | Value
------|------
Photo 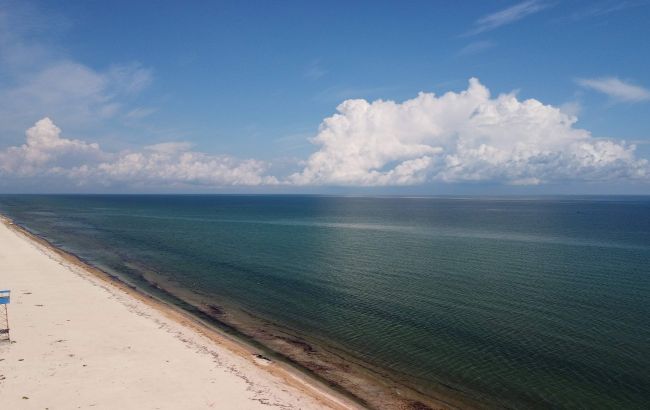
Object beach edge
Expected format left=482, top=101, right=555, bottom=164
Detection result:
left=0, top=213, right=363, bottom=410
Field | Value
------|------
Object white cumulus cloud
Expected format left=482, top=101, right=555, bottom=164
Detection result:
left=289, top=78, right=649, bottom=186
left=0, top=117, right=105, bottom=176
left=0, top=118, right=277, bottom=187
left=2, top=80, right=649, bottom=191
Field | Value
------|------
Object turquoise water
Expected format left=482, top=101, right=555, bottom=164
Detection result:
left=1, top=195, right=649, bottom=408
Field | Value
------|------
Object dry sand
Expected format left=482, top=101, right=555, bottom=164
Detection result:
left=0, top=217, right=359, bottom=409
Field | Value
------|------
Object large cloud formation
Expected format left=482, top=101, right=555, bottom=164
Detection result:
left=1, top=79, right=648, bottom=189
left=289, top=78, right=648, bottom=186
left=0, top=118, right=277, bottom=187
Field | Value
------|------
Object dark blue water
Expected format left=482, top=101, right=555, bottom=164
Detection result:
left=1, top=195, right=649, bottom=408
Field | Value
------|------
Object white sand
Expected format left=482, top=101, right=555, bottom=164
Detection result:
left=0, top=218, right=356, bottom=409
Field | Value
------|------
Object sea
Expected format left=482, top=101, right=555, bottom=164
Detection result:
left=0, top=195, right=648, bottom=409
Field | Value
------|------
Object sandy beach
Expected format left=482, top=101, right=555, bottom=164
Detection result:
left=0, top=216, right=357, bottom=410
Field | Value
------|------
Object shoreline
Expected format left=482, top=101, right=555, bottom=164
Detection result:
left=0, top=214, right=359, bottom=409
left=1, top=214, right=477, bottom=410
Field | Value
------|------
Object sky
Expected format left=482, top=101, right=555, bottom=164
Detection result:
left=0, top=0, right=649, bottom=194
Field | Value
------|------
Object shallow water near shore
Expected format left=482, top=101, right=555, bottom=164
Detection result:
left=1, top=195, right=649, bottom=408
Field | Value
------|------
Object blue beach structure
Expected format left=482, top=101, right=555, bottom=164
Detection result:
left=0, top=289, right=10, bottom=342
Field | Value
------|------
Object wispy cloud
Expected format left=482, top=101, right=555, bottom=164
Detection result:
left=577, top=77, right=650, bottom=102
left=303, top=59, right=327, bottom=80
left=465, top=1, right=550, bottom=36
left=125, top=107, right=157, bottom=120
left=456, top=40, right=496, bottom=57
left=0, top=1, right=153, bottom=135
left=565, top=0, right=649, bottom=21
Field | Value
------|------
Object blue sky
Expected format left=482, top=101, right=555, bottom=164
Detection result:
left=0, top=0, right=649, bottom=193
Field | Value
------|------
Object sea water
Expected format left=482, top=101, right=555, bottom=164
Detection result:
left=1, top=195, right=648, bottom=408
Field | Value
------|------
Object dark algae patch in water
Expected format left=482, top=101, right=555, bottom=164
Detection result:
left=1, top=194, right=649, bottom=408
